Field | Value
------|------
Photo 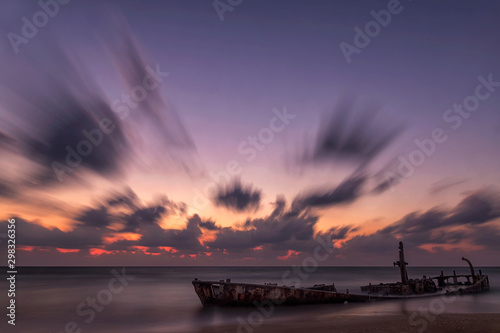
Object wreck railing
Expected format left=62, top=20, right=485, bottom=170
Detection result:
left=431, top=270, right=486, bottom=287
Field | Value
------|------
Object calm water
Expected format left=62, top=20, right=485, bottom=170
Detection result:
left=1, top=266, right=499, bottom=332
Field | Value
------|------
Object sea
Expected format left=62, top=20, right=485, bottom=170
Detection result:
left=1, top=266, right=499, bottom=332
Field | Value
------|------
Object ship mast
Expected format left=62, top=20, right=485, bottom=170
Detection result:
left=393, top=241, right=409, bottom=284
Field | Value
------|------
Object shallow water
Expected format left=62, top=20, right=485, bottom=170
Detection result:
left=1, top=266, right=499, bottom=332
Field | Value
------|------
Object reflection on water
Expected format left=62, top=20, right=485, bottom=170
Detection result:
left=0, top=266, right=498, bottom=332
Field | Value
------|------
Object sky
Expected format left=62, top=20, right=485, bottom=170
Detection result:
left=0, top=0, right=499, bottom=266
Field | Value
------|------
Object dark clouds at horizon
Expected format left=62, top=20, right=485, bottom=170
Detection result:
left=2, top=187, right=499, bottom=265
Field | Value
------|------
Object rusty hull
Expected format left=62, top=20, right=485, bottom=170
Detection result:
left=192, top=275, right=489, bottom=307
left=192, top=280, right=395, bottom=307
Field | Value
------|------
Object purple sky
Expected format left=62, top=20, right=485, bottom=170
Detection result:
left=0, top=0, right=499, bottom=266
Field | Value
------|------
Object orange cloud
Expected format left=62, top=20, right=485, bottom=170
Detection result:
left=103, top=232, right=142, bottom=244
left=159, top=246, right=178, bottom=253
left=131, top=246, right=168, bottom=255
left=419, top=243, right=484, bottom=253
left=17, top=245, right=34, bottom=252
left=89, top=248, right=114, bottom=256
left=57, top=248, right=80, bottom=253
left=199, top=231, right=217, bottom=245
left=277, top=250, right=301, bottom=260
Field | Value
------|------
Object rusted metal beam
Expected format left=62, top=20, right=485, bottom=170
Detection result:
left=462, top=257, right=476, bottom=283
left=393, top=241, right=409, bottom=284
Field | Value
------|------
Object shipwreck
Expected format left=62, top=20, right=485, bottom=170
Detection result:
left=192, top=242, right=490, bottom=307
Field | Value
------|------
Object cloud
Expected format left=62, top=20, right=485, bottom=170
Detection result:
left=301, top=97, right=404, bottom=171
left=112, top=42, right=193, bottom=150
left=469, top=225, right=500, bottom=252
left=213, top=179, right=262, bottom=212
left=443, top=188, right=500, bottom=226
left=0, top=179, right=16, bottom=198
left=136, top=214, right=205, bottom=252
left=3, top=187, right=498, bottom=265
left=206, top=196, right=315, bottom=251
left=0, top=131, right=15, bottom=150
left=428, top=176, right=469, bottom=194
left=270, top=195, right=286, bottom=219
left=102, top=12, right=197, bottom=162
left=0, top=217, right=105, bottom=249
left=72, top=188, right=186, bottom=232
left=341, top=188, right=500, bottom=252
left=106, top=187, right=139, bottom=209
left=372, top=176, right=398, bottom=194
left=198, top=219, right=220, bottom=230
left=0, top=191, right=203, bottom=254
left=269, top=225, right=357, bottom=254
left=291, top=173, right=367, bottom=213
left=76, top=206, right=113, bottom=229
left=206, top=196, right=356, bottom=253
left=371, top=161, right=403, bottom=194
left=291, top=97, right=405, bottom=208
left=121, top=206, right=167, bottom=232
left=1, top=37, right=130, bottom=186
left=0, top=11, right=197, bottom=193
